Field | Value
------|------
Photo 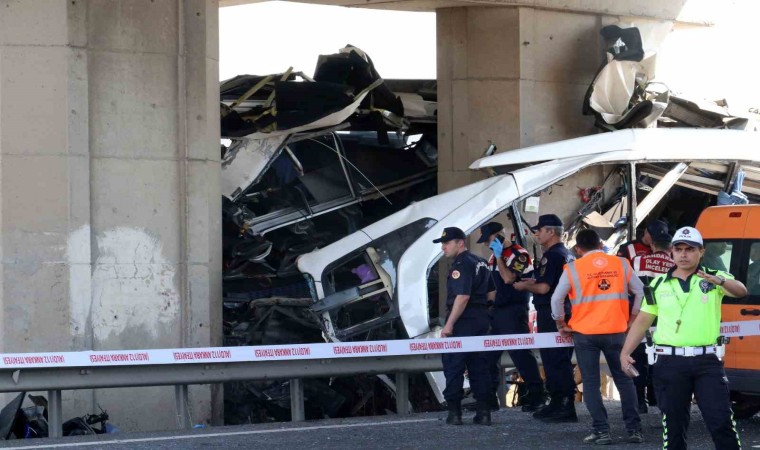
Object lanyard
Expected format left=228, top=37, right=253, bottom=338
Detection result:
left=667, top=278, right=693, bottom=333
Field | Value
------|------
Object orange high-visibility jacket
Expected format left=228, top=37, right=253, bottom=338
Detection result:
left=565, top=253, right=632, bottom=334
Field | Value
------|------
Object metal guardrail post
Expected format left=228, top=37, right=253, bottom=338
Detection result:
left=496, top=364, right=507, bottom=408
left=290, top=378, right=305, bottom=422
left=175, top=384, right=190, bottom=429
left=395, top=373, right=410, bottom=415
left=48, top=389, right=63, bottom=438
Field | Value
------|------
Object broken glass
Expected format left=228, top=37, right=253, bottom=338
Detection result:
left=314, top=218, right=436, bottom=340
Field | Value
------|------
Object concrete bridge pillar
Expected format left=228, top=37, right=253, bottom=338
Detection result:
left=0, top=0, right=222, bottom=430
left=436, top=5, right=692, bottom=222
left=437, top=5, right=602, bottom=208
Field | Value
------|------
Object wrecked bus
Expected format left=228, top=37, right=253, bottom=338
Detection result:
left=297, top=128, right=759, bottom=404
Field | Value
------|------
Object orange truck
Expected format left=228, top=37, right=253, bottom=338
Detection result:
left=696, top=205, right=760, bottom=418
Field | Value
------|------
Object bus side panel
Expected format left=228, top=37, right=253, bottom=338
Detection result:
left=698, top=206, right=759, bottom=375
left=696, top=206, right=749, bottom=239
left=747, top=207, right=760, bottom=239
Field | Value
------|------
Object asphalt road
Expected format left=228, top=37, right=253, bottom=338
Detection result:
left=1, top=401, right=758, bottom=449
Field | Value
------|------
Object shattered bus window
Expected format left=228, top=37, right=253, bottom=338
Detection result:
left=240, top=134, right=354, bottom=225
left=311, top=219, right=436, bottom=342
left=220, top=46, right=438, bottom=424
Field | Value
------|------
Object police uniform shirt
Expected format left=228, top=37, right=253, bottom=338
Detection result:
left=640, top=266, right=734, bottom=347
left=447, top=251, right=495, bottom=307
left=532, top=243, right=573, bottom=306
left=487, top=242, right=532, bottom=306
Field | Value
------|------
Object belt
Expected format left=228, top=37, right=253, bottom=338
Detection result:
left=466, top=303, right=488, bottom=308
left=654, top=345, right=718, bottom=357
left=447, top=303, right=487, bottom=309
left=493, top=303, right=526, bottom=309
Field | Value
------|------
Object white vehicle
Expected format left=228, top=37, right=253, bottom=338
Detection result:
left=297, top=128, right=759, bottom=400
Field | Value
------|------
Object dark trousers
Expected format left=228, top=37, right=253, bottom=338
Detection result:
left=535, top=304, right=576, bottom=397
left=653, top=354, right=741, bottom=450
left=573, top=332, right=641, bottom=433
left=632, top=342, right=656, bottom=405
left=632, top=343, right=649, bottom=390
left=442, top=307, right=492, bottom=403
left=487, top=304, right=542, bottom=390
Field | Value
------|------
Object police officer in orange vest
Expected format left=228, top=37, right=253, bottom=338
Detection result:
left=551, top=229, right=645, bottom=445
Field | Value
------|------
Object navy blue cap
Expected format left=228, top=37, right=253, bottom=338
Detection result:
left=477, top=222, right=504, bottom=243
left=650, top=226, right=672, bottom=243
left=433, top=227, right=466, bottom=243
left=646, top=219, right=669, bottom=240
left=650, top=231, right=672, bottom=243
left=530, top=214, right=563, bottom=232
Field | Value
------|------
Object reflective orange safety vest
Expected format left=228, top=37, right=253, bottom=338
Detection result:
left=565, top=252, right=632, bottom=334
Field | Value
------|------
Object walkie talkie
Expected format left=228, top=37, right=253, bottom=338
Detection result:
left=643, top=286, right=656, bottom=305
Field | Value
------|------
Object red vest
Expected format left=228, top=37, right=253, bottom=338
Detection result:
left=632, top=251, right=675, bottom=280
left=617, top=240, right=650, bottom=263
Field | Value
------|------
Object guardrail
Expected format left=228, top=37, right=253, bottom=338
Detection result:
left=1, top=319, right=757, bottom=438
left=0, top=352, right=516, bottom=438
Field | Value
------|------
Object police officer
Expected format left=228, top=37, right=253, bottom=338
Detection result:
left=552, top=229, right=644, bottom=445
left=631, top=230, right=675, bottom=413
left=618, top=219, right=669, bottom=263
left=631, top=233, right=675, bottom=285
left=434, top=226, right=496, bottom=426
left=478, top=221, right=545, bottom=412
left=514, top=214, right=577, bottom=422
left=621, top=227, right=747, bottom=450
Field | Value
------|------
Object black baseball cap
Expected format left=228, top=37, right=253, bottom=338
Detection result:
left=650, top=229, right=672, bottom=243
left=646, top=219, right=669, bottom=239
left=477, top=222, right=504, bottom=243
left=432, top=227, right=466, bottom=243
left=530, top=214, right=563, bottom=232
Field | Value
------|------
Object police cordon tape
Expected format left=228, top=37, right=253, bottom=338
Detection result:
left=0, top=320, right=758, bottom=370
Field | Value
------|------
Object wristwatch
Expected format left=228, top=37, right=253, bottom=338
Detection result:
left=716, top=275, right=726, bottom=286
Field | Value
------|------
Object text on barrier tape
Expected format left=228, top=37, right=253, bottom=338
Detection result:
left=0, top=320, right=758, bottom=370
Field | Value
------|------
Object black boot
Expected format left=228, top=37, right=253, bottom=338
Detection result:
left=473, top=401, right=492, bottom=426
left=521, top=384, right=547, bottom=412
left=445, top=400, right=462, bottom=425
left=532, top=393, right=560, bottom=419
left=541, top=395, right=578, bottom=423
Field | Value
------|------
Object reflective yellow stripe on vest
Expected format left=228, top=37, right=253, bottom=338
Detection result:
left=566, top=259, right=630, bottom=305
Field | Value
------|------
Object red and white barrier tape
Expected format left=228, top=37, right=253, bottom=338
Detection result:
left=0, top=320, right=757, bottom=370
